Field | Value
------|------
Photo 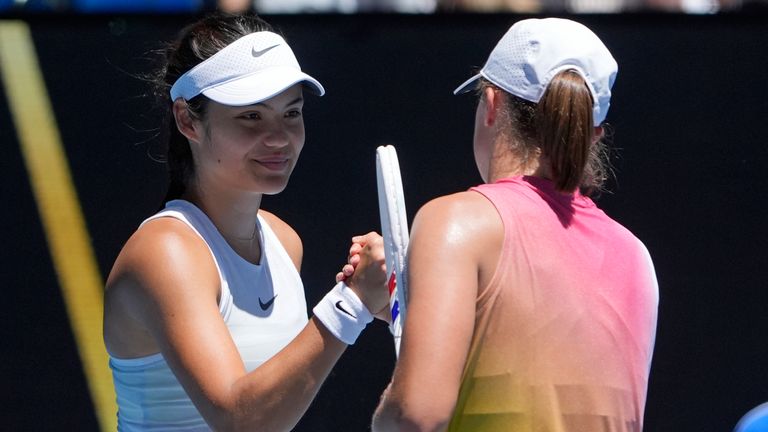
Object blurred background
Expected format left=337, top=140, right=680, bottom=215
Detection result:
left=2, top=0, right=768, bottom=17
left=1, top=2, right=767, bottom=432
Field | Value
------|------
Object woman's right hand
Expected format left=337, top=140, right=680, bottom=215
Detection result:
left=335, top=242, right=360, bottom=283
left=340, top=232, right=390, bottom=321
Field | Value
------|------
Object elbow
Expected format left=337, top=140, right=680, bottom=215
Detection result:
left=203, top=403, right=292, bottom=432
left=198, top=383, right=302, bottom=432
left=201, top=409, right=234, bottom=432
left=403, top=413, right=452, bottom=432
left=205, top=381, right=313, bottom=432
left=394, top=418, right=451, bottom=432
left=198, top=403, right=240, bottom=432
left=373, top=400, right=453, bottom=432
left=206, top=413, right=284, bottom=432
left=208, top=410, right=298, bottom=432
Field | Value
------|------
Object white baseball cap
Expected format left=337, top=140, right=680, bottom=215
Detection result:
left=170, top=31, right=325, bottom=106
left=454, top=18, right=617, bottom=126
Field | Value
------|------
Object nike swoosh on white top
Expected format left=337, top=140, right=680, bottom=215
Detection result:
left=252, top=44, right=280, bottom=57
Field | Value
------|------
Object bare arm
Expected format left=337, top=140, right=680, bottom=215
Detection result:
left=372, top=191, right=502, bottom=432
left=105, top=216, right=362, bottom=432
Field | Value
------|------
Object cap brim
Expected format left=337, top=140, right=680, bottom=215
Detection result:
left=453, top=74, right=481, bottom=95
left=202, top=66, right=325, bottom=106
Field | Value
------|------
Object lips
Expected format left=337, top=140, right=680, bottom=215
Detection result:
left=253, top=156, right=290, bottom=171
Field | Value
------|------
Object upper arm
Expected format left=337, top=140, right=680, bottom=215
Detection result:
left=259, top=210, right=303, bottom=271
left=379, top=191, right=503, bottom=430
left=105, top=218, right=247, bottom=423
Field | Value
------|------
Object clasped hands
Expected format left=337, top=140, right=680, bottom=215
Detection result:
left=336, top=232, right=391, bottom=322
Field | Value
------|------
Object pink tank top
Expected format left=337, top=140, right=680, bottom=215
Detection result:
left=448, top=176, right=658, bottom=432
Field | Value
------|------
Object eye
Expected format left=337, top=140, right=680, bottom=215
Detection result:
left=285, top=109, right=303, bottom=119
left=239, top=112, right=261, bottom=120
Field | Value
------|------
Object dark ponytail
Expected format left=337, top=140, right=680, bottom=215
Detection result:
left=488, top=70, right=610, bottom=195
left=535, top=69, right=595, bottom=193
left=150, top=12, right=274, bottom=203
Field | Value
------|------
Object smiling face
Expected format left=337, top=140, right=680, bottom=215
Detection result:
left=190, top=84, right=306, bottom=196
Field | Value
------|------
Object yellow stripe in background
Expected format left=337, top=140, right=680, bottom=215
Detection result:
left=0, top=21, right=116, bottom=431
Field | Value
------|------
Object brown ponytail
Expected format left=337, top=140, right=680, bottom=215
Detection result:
left=482, top=73, right=611, bottom=195
left=535, top=69, right=594, bottom=193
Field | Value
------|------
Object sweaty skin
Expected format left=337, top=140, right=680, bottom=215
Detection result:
left=371, top=88, right=526, bottom=431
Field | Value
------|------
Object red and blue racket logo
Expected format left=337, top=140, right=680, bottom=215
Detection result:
left=388, top=271, right=399, bottom=322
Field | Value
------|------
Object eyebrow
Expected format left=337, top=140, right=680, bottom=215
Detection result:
left=252, top=96, right=304, bottom=110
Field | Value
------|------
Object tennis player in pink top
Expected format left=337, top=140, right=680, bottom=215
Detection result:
left=368, top=18, right=659, bottom=432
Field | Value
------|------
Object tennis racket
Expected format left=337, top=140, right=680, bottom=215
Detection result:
left=376, top=145, right=410, bottom=357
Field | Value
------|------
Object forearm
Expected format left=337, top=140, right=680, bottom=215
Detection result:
left=225, top=318, right=346, bottom=431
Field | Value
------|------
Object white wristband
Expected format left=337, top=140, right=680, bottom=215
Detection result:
left=313, top=281, right=374, bottom=345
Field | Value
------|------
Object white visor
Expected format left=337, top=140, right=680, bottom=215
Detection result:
left=170, top=31, right=325, bottom=106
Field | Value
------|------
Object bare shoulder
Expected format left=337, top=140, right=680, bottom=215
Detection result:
left=410, top=191, right=503, bottom=287
left=412, top=190, right=502, bottom=245
left=107, top=217, right=217, bottom=291
left=258, top=209, right=302, bottom=270
left=104, top=216, right=219, bottom=357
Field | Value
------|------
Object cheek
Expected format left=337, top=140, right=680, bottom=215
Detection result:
left=473, top=138, right=487, bottom=179
left=206, top=130, right=242, bottom=162
left=292, top=123, right=306, bottom=151
left=472, top=116, right=485, bottom=155
left=473, top=123, right=491, bottom=182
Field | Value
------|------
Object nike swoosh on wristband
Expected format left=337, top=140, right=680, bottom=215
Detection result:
left=252, top=44, right=280, bottom=57
left=259, top=295, right=277, bottom=311
left=335, top=300, right=356, bottom=319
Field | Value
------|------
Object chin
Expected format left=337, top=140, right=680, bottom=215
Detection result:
left=263, top=189, right=286, bottom=196
left=260, top=180, right=290, bottom=195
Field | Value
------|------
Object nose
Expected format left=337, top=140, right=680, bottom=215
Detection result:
left=262, top=128, right=290, bottom=149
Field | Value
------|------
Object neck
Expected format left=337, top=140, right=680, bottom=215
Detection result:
left=486, top=137, right=553, bottom=184
left=182, top=181, right=263, bottom=262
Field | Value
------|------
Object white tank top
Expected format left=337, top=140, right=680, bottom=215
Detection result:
left=109, top=200, right=308, bottom=431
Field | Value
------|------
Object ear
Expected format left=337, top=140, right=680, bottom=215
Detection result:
left=482, top=86, right=500, bottom=127
left=592, top=126, right=604, bottom=144
left=172, top=99, right=203, bottom=144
